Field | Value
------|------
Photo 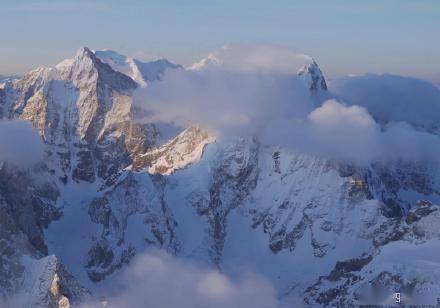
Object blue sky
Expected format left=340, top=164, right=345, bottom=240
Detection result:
left=1, top=0, right=439, bottom=81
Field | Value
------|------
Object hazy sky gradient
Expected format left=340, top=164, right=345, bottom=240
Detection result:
left=1, top=0, right=439, bottom=81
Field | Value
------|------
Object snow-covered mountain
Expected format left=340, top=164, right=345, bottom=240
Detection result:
left=0, top=75, right=15, bottom=84
left=94, top=49, right=181, bottom=86
left=1, top=46, right=440, bottom=307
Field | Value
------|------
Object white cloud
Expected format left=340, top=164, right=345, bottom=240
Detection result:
left=0, top=120, right=44, bottom=166
left=263, top=100, right=440, bottom=165
left=134, top=44, right=315, bottom=135
left=308, top=100, right=376, bottom=128
left=80, top=250, right=281, bottom=308
left=134, top=44, right=440, bottom=166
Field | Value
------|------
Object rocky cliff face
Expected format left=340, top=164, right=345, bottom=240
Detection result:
left=1, top=47, right=440, bottom=307
left=5, top=47, right=158, bottom=185
left=0, top=162, right=89, bottom=307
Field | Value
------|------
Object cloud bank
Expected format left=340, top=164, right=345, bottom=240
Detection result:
left=134, top=44, right=440, bottom=166
left=263, top=100, right=440, bottom=165
left=134, top=68, right=314, bottom=135
left=81, top=250, right=281, bottom=308
left=0, top=120, right=44, bottom=166
left=134, top=44, right=316, bottom=135
left=330, top=73, right=440, bottom=128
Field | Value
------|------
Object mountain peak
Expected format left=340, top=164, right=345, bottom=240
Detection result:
left=52, top=47, right=137, bottom=91
left=75, top=46, right=94, bottom=59
left=298, top=59, right=328, bottom=92
left=54, top=47, right=97, bottom=76
left=72, top=46, right=103, bottom=69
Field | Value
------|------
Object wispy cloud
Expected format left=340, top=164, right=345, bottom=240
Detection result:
left=79, top=250, right=284, bottom=308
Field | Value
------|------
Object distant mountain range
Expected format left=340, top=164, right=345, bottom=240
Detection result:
left=1, top=46, right=440, bottom=307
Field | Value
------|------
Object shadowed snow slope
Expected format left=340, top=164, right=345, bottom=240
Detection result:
left=95, top=49, right=181, bottom=86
